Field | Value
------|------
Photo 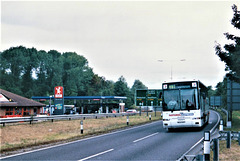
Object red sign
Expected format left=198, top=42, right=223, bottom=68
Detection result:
left=54, top=86, right=63, bottom=98
left=169, top=114, right=181, bottom=116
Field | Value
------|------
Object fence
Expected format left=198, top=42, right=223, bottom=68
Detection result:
left=0, top=113, right=136, bottom=127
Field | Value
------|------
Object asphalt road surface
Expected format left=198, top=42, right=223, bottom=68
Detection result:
left=1, top=110, right=219, bottom=161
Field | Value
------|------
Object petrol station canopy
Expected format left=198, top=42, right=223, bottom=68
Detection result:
left=32, top=96, right=127, bottom=100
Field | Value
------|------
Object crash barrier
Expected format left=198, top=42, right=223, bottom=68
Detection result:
left=0, top=113, right=137, bottom=127
left=220, top=108, right=232, bottom=128
left=209, top=107, right=231, bottom=128
left=180, top=130, right=240, bottom=161
left=210, top=130, right=239, bottom=161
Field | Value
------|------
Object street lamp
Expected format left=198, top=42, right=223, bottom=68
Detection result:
left=157, top=59, right=186, bottom=80
left=49, top=95, right=54, bottom=115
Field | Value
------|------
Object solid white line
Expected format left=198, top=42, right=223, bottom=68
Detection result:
left=133, top=132, right=159, bottom=143
left=176, top=110, right=221, bottom=161
left=78, top=149, right=114, bottom=161
left=1, top=120, right=161, bottom=159
left=210, top=110, right=220, bottom=133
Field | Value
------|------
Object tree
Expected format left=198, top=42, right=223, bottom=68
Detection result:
left=0, top=46, right=27, bottom=95
left=215, top=4, right=240, bottom=82
left=207, top=86, right=215, bottom=97
left=114, top=76, right=129, bottom=96
left=114, top=76, right=133, bottom=107
left=131, top=79, right=148, bottom=93
left=215, top=77, right=227, bottom=107
left=62, top=52, right=90, bottom=96
left=21, top=47, right=39, bottom=98
left=46, top=50, right=63, bottom=92
left=102, top=79, right=115, bottom=96
left=35, top=50, right=50, bottom=96
left=0, top=46, right=145, bottom=109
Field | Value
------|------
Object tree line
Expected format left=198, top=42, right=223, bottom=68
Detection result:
left=0, top=46, right=147, bottom=108
left=209, top=4, right=240, bottom=108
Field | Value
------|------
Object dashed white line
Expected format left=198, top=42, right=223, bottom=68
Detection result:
left=1, top=121, right=161, bottom=160
left=78, top=148, right=114, bottom=161
left=133, top=132, right=159, bottom=143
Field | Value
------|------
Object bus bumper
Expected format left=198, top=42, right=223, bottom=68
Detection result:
left=163, top=119, right=202, bottom=129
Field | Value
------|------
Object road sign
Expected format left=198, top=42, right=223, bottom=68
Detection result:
left=210, top=96, right=222, bottom=107
left=227, top=79, right=240, bottom=111
left=136, top=89, right=147, bottom=106
left=54, top=86, right=64, bottom=115
left=136, top=89, right=162, bottom=107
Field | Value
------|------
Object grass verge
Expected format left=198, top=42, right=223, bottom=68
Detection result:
left=211, top=110, right=240, bottom=161
left=0, top=112, right=161, bottom=154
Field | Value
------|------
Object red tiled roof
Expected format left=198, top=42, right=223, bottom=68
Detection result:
left=0, top=89, right=45, bottom=107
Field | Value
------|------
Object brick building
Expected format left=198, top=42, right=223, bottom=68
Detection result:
left=0, top=89, right=45, bottom=118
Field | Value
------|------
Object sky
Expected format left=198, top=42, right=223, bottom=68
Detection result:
left=1, top=1, right=240, bottom=89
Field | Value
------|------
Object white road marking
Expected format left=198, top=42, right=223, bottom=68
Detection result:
left=78, top=149, right=114, bottom=161
left=133, top=132, right=159, bottom=143
left=177, top=110, right=221, bottom=161
left=1, top=121, right=161, bottom=160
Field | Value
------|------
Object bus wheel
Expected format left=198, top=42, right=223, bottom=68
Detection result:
left=167, top=128, right=173, bottom=132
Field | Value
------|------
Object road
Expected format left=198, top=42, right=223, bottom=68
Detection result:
left=1, top=110, right=219, bottom=161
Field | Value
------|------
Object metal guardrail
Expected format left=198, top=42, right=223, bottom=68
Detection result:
left=0, top=113, right=136, bottom=126
left=209, top=107, right=231, bottom=128
left=218, top=131, right=240, bottom=141
left=220, top=108, right=229, bottom=127
left=180, top=131, right=240, bottom=161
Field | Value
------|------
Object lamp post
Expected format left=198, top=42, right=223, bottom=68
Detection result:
left=157, top=59, right=186, bottom=80
left=49, top=95, right=54, bottom=115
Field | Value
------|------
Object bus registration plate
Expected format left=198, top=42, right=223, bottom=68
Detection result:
left=177, top=121, right=185, bottom=123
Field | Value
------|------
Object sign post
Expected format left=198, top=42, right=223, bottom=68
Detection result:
left=54, top=86, right=64, bottom=115
left=204, top=131, right=210, bottom=161
left=227, top=78, right=240, bottom=128
left=136, top=89, right=162, bottom=115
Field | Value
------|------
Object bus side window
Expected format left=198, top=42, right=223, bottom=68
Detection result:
left=201, top=96, right=205, bottom=111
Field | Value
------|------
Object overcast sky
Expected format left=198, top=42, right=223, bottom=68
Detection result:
left=1, top=1, right=240, bottom=89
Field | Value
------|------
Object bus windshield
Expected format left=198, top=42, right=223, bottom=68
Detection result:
left=163, top=89, right=197, bottom=111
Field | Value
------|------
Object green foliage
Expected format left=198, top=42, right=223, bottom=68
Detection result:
left=0, top=46, right=148, bottom=108
left=114, top=76, right=129, bottom=96
left=131, top=79, right=148, bottom=93
left=207, top=86, right=215, bottom=97
left=213, top=5, right=240, bottom=108
left=114, top=76, right=133, bottom=107
left=215, top=77, right=227, bottom=107
left=215, top=4, right=240, bottom=82
left=208, top=77, right=228, bottom=108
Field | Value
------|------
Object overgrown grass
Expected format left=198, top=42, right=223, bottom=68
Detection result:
left=0, top=112, right=161, bottom=153
left=216, top=109, right=240, bottom=131
left=211, top=110, right=240, bottom=161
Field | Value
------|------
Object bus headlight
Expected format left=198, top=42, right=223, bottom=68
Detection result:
left=163, top=119, right=170, bottom=121
left=192, top=117, right=201, bottom=120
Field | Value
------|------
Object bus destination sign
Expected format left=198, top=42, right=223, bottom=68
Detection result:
left=163, top=82, right=197, bottom=90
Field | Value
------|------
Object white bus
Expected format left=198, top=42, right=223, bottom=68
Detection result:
left=162, top=80, right=209, bottom=131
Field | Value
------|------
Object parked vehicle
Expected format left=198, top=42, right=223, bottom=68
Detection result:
left=126, top=109, right=138, bottom=113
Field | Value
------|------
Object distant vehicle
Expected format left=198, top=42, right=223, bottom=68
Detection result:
left=64, top=105, right=76, bottom=114
left=126, top=109, right=138, bottom=113
left=162, top=80, right=209, bottom=131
